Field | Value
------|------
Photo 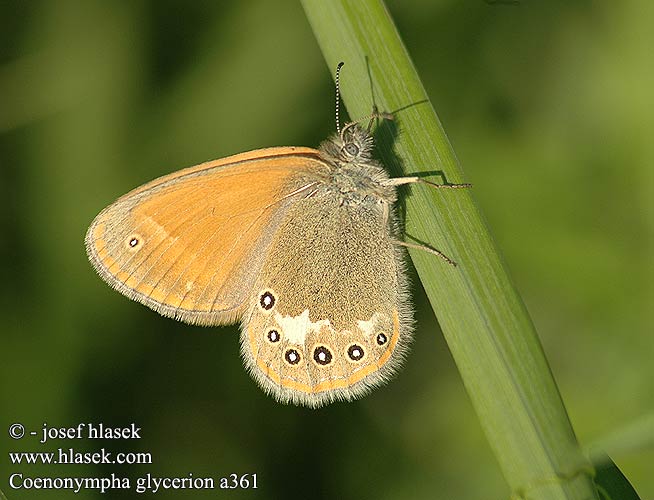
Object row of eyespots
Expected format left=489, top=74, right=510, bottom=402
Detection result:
left=284, top=345, right=359, bottom=367
left=265, top=333, right=390, bottom=367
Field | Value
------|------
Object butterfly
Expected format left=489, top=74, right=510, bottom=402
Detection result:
left=85, top=63, right=470, bottom=407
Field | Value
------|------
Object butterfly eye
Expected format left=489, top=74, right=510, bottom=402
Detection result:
left=343, top=142, right=359, bottom=157
left=284, top=349, right=301, bottom=366
left=376, top=333, right=388, bottom=346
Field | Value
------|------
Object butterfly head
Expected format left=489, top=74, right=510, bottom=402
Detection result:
left=338, top=122, right=375, bottom=163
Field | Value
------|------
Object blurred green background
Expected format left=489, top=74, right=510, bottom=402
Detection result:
left=1, top=1, right=652, bottom=499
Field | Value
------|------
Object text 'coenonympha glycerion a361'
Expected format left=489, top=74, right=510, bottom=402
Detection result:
left=85, top=63, right=471, bottom=408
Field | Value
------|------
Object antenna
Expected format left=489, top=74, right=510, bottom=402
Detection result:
left=335, top=62, right=345, bottom=135
left=334, top=62, right=394, bottom=138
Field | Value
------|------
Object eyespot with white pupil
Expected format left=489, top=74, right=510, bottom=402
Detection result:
left=125, top=234, right=143, bottom=252
left=266, top=329, right=280, bottom=343
left=347, top=344, right=365, bottom=362
left=313, top=345, right=333, bottom=366
left=259, top=291, right=276, bottom=311
left=284, top=349, right=301, bottom=366
left=376, top=333, right=388, bottom=346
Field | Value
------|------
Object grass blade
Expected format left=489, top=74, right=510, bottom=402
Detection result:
left=301, top=2, right=599, bottom=499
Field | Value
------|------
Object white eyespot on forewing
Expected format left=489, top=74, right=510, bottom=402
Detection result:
left=125, top=233, right=144, bottom=252
left=132, top=215, right=177, bottom=249
left=274, top=309, right=331, bottom=345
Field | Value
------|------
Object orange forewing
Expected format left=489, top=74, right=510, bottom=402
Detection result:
left=85, top=147, right=327, bottom=325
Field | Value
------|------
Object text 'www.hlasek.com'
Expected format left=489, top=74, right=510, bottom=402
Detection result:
left=6, top=422, right=258, bottom=494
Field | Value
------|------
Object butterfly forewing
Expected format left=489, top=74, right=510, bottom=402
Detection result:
left=86, top=147, right=328, bottom=325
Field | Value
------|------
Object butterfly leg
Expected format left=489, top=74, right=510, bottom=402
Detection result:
left=385, top=177, right=469, bottom=265
left=392, top=240, right=458, bottom=267
left=384, top=177, right=472, bottom=189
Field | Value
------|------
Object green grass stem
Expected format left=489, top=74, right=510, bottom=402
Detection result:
left=301, top=2, right=600, bottom=499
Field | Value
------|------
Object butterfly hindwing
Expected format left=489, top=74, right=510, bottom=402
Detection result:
left=241, top=192, right=412, bottom=407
